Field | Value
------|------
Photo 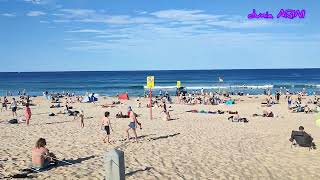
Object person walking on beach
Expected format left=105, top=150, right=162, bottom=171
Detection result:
left=128, top=106, right=142, bottom=129
left=101, top=111, right=112, bottom=143
left=162, top=101, right=171, bottom=121
left=1, top=97, right=8, bottom=112
left=24, top=103, right=31, bottom=125
left=287, top=96, right=292, bottom=109
left=10, top=98, right=18, bottom=118
left=126, top=111, right=139, bottom=142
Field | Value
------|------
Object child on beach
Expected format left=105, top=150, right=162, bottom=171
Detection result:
left=24, top=103, right=31, bottom=125
left=101, top=111, right=112, bottom=143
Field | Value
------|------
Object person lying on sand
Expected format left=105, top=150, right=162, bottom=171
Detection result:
left=101, top=104, right=116, bottom=108
left=50, top=103, right=61, bottom=108
left=116, top=111, right=129, bottom=118
left=228, top=111, right=238, bottom=114
left=253, top=110, right=274, bottom=117
left=32, top=138, right=57, bottom=170
left=228, top=114, right=248, bottom=122
left=291, top=104, right=304, bottom=113
left=304, top=105, right=312, bottom=114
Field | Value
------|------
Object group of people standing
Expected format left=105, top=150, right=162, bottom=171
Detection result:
left=1, top=96, right=32, bottom=125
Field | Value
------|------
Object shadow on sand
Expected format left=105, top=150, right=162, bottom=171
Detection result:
left=12, top=155, right=96, bottom=179
left=149, top=133, right=181, bottom=141
left=125, top=167, right=154, bottom=177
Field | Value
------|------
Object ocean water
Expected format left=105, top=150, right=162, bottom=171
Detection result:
left=0, top=69, right=319, bottom=96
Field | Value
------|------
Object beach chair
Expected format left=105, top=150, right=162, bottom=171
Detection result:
left=290, top=131, right=316, bottom=151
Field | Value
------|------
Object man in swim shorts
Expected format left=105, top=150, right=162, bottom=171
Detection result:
left=101, top=111, right=112, bottom=143
left=126, top=111, right=138, bottom=142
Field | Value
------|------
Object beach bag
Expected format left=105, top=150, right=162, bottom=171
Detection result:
left=8, top=119, right=18, bottom=124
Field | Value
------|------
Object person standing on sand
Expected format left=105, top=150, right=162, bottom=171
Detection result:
left=10, top=98, right=18, bottom=118
left=287, top=96, right=292, bottom=109
left=1, top=96, right=8, bottom=112
left=126, top=111, right=138, bottom=142
left=101, top=111, right=112, bottom=143
left=162, top=101, right=171, bottom=121
left=24, top=103, right=31, bottom=125
left=74, top=110, right=84, bottom=128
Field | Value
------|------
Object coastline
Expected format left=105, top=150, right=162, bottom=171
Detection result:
left=1, top=94, right=320, bottom=179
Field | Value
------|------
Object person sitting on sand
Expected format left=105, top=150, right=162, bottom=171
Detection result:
left=289, top=126, right=316, bottom=149
left=32, top=138, right=57, bottom=170
left=101, top=111, right=112, bottom=143
left=263, top=110, right=274, bottom=117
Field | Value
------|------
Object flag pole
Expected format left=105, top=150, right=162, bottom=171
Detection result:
left=149, top=88, right=152, bottom=120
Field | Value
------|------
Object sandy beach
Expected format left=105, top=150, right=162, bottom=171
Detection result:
left=0, top=95, right=320, bottom=180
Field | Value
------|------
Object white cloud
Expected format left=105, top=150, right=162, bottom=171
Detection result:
left=24, top=0, right=48, bottom=5
left=58, top=9, right=96, bottom=18
left=151, top=9, right=222, bottom=21
left=27, top=11, right=46, bottom=16
left=1, top=13, right=16, bottom=17
left=67, top=29, right=106, bottom=33
left=53, top=8, right=278, bottom=29
left=54, top=8, right=309, bottom=52
left=40, top=20, right=49, bottom=23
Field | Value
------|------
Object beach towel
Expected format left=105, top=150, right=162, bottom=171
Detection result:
left=225, top=100, right=234, bottom=105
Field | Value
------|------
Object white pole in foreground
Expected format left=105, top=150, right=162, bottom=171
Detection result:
left=105, top=149, right=125, bottom=180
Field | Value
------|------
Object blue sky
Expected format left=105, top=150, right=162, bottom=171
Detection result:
left=1, top=0, right=319, bottom=72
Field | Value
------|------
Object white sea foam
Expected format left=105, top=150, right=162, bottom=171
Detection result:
left=144, top=85, right=273, bottom=90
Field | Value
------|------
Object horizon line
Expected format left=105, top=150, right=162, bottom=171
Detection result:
left=0, top=67, right=319, bottom=73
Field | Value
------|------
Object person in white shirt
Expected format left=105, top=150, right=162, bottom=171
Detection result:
left=10, top=98, right=18, bottom=118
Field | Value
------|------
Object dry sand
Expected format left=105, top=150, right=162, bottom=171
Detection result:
left=0, top=95, right=320, bottom=180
